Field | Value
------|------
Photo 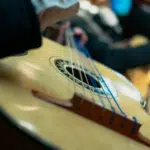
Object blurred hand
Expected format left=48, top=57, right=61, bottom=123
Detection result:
left=57, top=22, right=88, bottom=45
left=73, top=27, right=88, bottom=44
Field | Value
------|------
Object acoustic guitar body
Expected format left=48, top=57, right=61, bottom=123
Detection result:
left=0, top=38, right=150, bottom=150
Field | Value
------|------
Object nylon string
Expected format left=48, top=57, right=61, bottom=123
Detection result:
left=67, top=28, right=96, bottom=106
left=64, top=28, right=137, bottom=133
left=67, top=28, right=107, bottom=108
left=66, top=28, right=94, bottom=105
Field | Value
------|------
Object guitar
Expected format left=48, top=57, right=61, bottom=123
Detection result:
left=0, top=31, right=150, bottom=149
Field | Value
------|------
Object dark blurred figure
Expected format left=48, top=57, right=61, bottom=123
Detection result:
left=88, top=0, right=150, bottom=39
left=0, top=0, right=79, bottom=59
left=119, top=2, right=150, bottom=39
left=43, top=0, right=150, bottom=74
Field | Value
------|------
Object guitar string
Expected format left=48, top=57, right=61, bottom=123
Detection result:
left=57, top=27, right=73, bottom=99
left=72, top=39, right=139, bottom=128
left=69, top=31, right=130, bottom=124
left=66, top=28, right=94, bottom=106
left=56, top=25, right=98, bottom=107
left=67, top=28, right=97, bottom=108
left=68, top=29, right=106, bottom=108
left=66, top=29, right=89, bottom=110
left=73, top=39, right=116, bottom=112
left=77, top=42, right=126, bottom=115
left=56, top=25, right=113, bottom=113
left=65, top=30, right=76, bottom=93
left=68, top=28, right=114, bottom=110
left=57, top=26, right=123, bottom=115
left=69, top=30, right=115, bottom=110
left=86, top=53, right=138, bottom=130
left=58, top=27, right=89, bottom=109
left=55, top=27, right=137, bottom=132
left=76, top=40, right=138, bottom=129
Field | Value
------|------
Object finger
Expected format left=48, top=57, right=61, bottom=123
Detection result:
left=73, top=27, right=84, bottom=35
left=60, top=22, right=71, bottom=32
left=73, top=28, right=88, bottom=44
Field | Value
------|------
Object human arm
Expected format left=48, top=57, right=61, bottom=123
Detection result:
left=38, top=3, right=79, bottom=31
left=56, top=22, right=88, bottom=44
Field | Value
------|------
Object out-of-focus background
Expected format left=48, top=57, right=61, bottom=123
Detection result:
left=43, top=0, right=150, bottom=101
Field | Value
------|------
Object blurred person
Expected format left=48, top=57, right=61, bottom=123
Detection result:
left=43, top=13, right=150, bottom=74
left=88, top=0, right=150, bottom=38
left=69, top=13, right=150, bottom=73
left=0, top=0, right=79, bottom=59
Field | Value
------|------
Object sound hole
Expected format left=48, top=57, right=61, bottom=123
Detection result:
left=66, top=66, right=101, bottom=88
